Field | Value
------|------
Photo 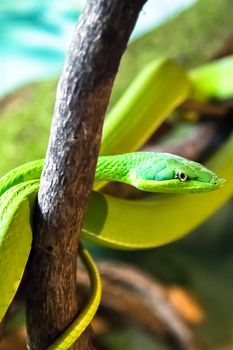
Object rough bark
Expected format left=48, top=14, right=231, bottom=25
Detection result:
left=26, top=0, right=147, bottom=349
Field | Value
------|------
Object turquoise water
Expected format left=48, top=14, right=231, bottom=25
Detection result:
left=0, top=1, right=80, bottom=95
left=0, top=0, right=195, bottom=96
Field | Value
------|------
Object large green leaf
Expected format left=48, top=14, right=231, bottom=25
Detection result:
left=190, top=56, right=233, bottom=100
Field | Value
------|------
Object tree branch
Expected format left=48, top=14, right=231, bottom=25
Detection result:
left=26, top=0, right=147, bottom=349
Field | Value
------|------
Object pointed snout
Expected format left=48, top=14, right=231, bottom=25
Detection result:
left=210, top=176, right=225, bottom=187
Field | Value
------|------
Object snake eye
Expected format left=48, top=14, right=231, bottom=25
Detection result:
left=176, top=171, right=188, bottom=182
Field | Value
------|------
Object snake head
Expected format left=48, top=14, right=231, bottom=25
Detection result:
left=130, top=153, right=225, bottom=193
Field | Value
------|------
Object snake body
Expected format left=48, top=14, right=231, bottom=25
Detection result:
left=0, top=152, right=223, bottom=349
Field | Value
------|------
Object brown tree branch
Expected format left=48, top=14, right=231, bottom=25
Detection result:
left=181, top=99, right=228, bottom=117
left=26, top=0, right=147, bottom=349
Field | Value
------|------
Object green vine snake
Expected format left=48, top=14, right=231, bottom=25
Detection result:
left=0, top=152, right=224, bottom=349
left=0, top=56, right=232, bottom=349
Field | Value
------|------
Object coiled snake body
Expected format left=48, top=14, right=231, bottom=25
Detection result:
left=0, top=152, right=223, bottom=349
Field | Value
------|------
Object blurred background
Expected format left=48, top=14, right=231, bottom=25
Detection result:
left=0, top=1, right=232, bottom=350
left=0, top=0, right=195, bottom=97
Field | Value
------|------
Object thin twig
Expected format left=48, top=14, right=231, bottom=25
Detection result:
left=181, top=99, right=228, bottom=117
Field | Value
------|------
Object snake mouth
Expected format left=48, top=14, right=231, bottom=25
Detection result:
left=210, top=176, right=225, bottom=187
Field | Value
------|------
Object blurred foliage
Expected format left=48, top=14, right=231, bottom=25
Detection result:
left=112, top=0, right=233, bottom=104
left=0, top=0, right=232, bottom=349
left=0, top=80, right=55, bottom=175
left=92, top=199, right=233, bottom=349
left=101, top=326, right=170, bottom=350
